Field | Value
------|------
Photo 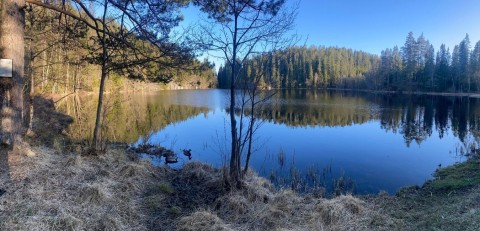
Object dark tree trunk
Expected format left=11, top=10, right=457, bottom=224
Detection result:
left=229, top=10, right=241, bottom=188
left=243, top=97, right=255, bottom=174
left=92, top=0, right=108, bottom=151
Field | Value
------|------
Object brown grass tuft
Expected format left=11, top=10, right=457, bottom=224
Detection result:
left=314, top=195, right=366, bottom=228
left=119, top=163, right=148, bottom=177
left=79, top=183, right=109, bottom=204
left=94, top=215, right=121, bottom=231
left=64, top=155, right=82, bottom=167
left=176, top=210, right=232, bottom=231
left=214, top=194, right=251, bottom=218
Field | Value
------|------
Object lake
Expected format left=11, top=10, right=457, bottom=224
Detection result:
left=56, top=89, right=480, bottom=194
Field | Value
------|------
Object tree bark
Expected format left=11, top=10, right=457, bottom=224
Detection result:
left=1, top=0, right=25, bottom=145
left=91, top=0, right=108, bottom=151
left=229, top=9, right=240, bottom=188
left=243, top=89, right=256, bottom=175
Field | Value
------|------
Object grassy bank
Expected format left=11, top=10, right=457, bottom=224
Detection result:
left=0, top=145, right=395, bottom=230
left=368, top=158, right=480, bottom=231
left=2, top=142, right=480, bottom=230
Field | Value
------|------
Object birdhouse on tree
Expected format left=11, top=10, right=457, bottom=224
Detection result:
left=0, top=59, right=13, bottom=78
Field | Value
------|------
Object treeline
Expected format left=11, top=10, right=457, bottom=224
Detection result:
left=218, top=32, right=480, bottom=93
left=25, top=4, right=216, bottom=95
left=369, top=32, right=480, bottom=92
left=217, top=46, right=378, bottom=89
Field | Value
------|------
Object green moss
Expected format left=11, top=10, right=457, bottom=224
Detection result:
left=168, top=206, right=181, bottom=217
left=157, top=183, right=174, bottom=194
left=145, top=196, right=162, bottom=210
left=426, top=159, right=480, bottom=191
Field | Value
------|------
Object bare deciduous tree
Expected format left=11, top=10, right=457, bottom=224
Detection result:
left=193, top=0, right=297, bottom=187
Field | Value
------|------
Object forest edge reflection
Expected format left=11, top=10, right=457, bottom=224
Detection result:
left=56, top=90, right=480, bottom=156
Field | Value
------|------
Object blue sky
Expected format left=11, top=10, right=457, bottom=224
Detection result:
left=181, top=0, right=480, bottom=66
left=295, top=0, right=480, bottom=54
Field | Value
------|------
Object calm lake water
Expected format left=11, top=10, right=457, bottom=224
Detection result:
left=57, top=89, right=480, bottom=194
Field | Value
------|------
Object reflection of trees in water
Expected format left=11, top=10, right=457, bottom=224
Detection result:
left=56, top=94, right=210, bottom=143
left=252, top=90, right=480, bottom=147
left=58, top=90, right=480, bottom=148
left=256, top=90, right=375, bottom=127
left=374, top=95, right=480, bottom=147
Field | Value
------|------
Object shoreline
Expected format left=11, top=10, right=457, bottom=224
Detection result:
left=47, top=86, right=480, bottom=103
left=1, top=141, right=479, bottom=230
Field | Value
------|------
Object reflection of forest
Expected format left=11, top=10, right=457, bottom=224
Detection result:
left=373, top=94, right=480, bottom=147
left=257, top=90, right=375, bottom=127
left=253, top=90, right=480, bottom=146
left=57, top=90, right=480, bottom=147
left=56, top=94, right=210, bottom=143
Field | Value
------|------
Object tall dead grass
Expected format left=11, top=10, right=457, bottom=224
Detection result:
left=0, top=144, right=393, bottom=231
left=0, top=145, right=161, bottom=230
left=172, top=167, right=391, bottom=231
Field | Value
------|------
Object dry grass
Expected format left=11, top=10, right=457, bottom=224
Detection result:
left=171, top=166, right=391, bottom=231
left=176, top=211, right=232, bottom=231
left=0, top=145, right=161, bottom=231
left=0, top=143, right=395, bottom=231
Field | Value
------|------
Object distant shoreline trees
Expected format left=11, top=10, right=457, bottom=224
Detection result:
left=218, top=46, right=377, bottom=89
left=218, top=32, right=480, bottom=93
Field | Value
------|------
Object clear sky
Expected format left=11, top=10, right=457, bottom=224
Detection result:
left=180, top=0, right=480, bottom=67
left=294, top=0, right=480, bottom=54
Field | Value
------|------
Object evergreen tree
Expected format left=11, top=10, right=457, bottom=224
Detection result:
left=471, top=41, right=480, bottom=91
left=459, top=34, right=471, bottom=92
left=416, top=33, right=428, bottom=69
left=401, top=32, right=418, bottom=89
left=391, top=46, right=403, bottom=89
left=424, top=44, right=435, bottom=90
left=451, top=45, right=460, bottom=91
left=435, top=44, right=451, bottom=91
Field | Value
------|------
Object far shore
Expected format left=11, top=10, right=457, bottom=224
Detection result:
left=48, top=86, right=480, bottom=103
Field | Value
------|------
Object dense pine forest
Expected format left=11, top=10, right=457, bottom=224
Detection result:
left=218, top=46, right=378, bottom=89
left=218, top=32, right=480, bottom=93
left=25, top=4, right=216, bottom=95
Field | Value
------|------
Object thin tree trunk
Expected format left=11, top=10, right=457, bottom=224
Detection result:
left=26, top=38, right=35, bottom=136
left=65, top=60, right=69, bottom=94
left=243, top=92, right=255, bottom=174
left=73, top=62, right=79, bottom=93
left=41, top=43, right=47, bottom=91
left=92, top=0, right=108, bottom=151
left=229, top=9, right=241, bottom=188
